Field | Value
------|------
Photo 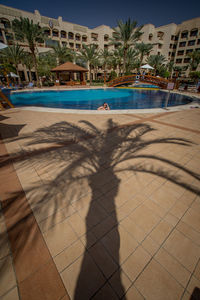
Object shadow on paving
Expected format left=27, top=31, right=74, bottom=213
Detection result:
left=0, top=115, right=200, bottom=299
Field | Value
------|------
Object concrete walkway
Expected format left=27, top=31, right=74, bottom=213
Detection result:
left=0, top=108, right=200, bottom=300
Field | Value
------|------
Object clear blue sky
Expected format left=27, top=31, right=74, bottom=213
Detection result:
left=1, top=0, right=200, bottom=28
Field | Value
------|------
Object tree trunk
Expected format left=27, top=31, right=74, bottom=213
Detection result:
left=140, top=53, right=144, bottom=67
left=119, top=65, right=121, bottom=77
left=123, top=47, right=127, bottom=75
left=31, top=51, right=40, bottom=87
left=16, top=67, right=21, bottom=85
left=29, top=68, right=33, bottom=82
left=89, top=63, right=92, bottom=85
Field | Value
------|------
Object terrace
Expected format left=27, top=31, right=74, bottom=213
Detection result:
left=0, top=105, right=200, bottom=300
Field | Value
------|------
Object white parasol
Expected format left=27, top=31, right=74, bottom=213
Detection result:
left=0, top=42, right=8, bottom=50
left=140, top=64, right=154, bottom=69
left=8, top=72, right=19, bottom=78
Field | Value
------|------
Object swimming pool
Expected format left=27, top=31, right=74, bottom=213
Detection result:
left=10, top=88, right=193, bottom=110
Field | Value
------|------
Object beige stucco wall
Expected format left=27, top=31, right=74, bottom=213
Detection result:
left=0, top=4, right=199, bottom=78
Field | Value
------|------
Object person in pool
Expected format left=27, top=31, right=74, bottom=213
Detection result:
left=97, top=102, right=110, bottom=110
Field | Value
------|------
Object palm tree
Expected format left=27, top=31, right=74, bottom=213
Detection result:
left=91, top=57, right=101, bottom=81
left=12, top=17, right=45, bottom=86
left=0, top=62, right=16, bottom=86
left=147, top=54, right=166, bottom=75
left=100, top=48, right=112, bottom=82
left=109, top=18, right=143, bottom=74
left=125, top=48, right=139, bottom=74
left=22, top=52, right=34, bottom=82
left=135, top=42, right=154, bottom=67
left=166, top=61, right=174, bottom=78
left=113, top=47, right=124, bottom=76
left=52, top=44, right=73, bottom=65
left=173, top=66, right=184, bottom=78
left=78, top=44, right=99, bottom=85
left=187, top=50, right=200, bottom=71
left=108, top=56, right=118, bottom=72
left=0, top=44, right=24, bottom=84
left=37, top=52, right=57, bottom=79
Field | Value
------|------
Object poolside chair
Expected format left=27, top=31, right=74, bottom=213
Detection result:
left=26, top=82, right=34, bottom=89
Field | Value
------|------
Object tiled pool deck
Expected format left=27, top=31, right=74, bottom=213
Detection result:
left=0, top=107, right=200, bottom=299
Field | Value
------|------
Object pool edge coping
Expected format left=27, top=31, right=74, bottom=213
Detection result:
left=10, top=87, right=200, bottom=114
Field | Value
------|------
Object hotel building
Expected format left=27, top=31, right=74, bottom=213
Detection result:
left=0, top=4, right=199, bottom=80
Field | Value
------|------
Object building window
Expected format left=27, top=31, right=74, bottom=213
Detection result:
left=168, top=52, right=171, bottom=56
left=181, top=31, right=188, bottom=38
left=91, top=33, right=98, bottom=41
left=52, top=29, right=59, bottom=37
left=75, top=43, right=81, bottom=49
left=75, top=34, right=81, bottom=41
left=0, top=18, right=11, bottom=29
left=186, top=49, right=193, bottom=54
left=176, top=59, right=182, bottom=63
left=190, top=29, right=198, bottom=37
left=184, top=58, right=190, bottom=63
left=43, top=28, right=51, bottom=36
left=188, top=40, right=195, bottom=46
left=69, top=43, right=74, bottom=48
left=169, top=44, right=173, bottom=49
left=171, top=52, right=175, bottom=57
left=149, top=34, right=153, bottom=41
left=158, top=44, right=162, bottom=49
left=171, top=35, right=174, bottom=41
left=179, top=41, right=186, bottom=47
left=196, top=48, right=200, bottom=51
left=104, top=44, right=108, bottom=49
left=45, top=39, right=59, bottom=48
left=173, top=44, right=177, bottom=49
left=177, top=50, right=184, bottom=55
left=157, top=52, right=160, bottom=55
left=197, top=39, right=200, bottom=45
left=157, top=31, right=164, bottom=40
left=62, top=41, right=67, bottom=46
left=175, top=35, right=179, bottom=41
left=104, top=34, right=109, bottom=41
left=68, top=32, right=74, bottom=40
left=61, top=31, right=66, bottom=38
left=82, top=35, right=87, bottom=42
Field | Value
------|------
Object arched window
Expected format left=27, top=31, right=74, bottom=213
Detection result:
left=91, top=33, right=98, bottom=41
left=75, top=33, right=81, bottom=41
left=104, top=34, right=109, bottom=41
left=82, top=35, right=87, bottom=42
left=61, top=30, right=66, bottom=38
left=68, top=32, right=74, bottom=39
left=52, top=29, right=59, bottom=37
left=0, top=18, right=11, bottom=29
left=190, top=28, right=198, bottom=37
left=157, top=31, right=164, bottom=40
left=181, top=31, right=188, bottom=38
left=43, top=27, right=51, bottom=36
left=149, top=33, right=153, bottom=41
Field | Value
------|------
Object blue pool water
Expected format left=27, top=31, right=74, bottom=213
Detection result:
left=10, top=88, right=193, bottom=110
left=133, top=84, right=159, bottom=88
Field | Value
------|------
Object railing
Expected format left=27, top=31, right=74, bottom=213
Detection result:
left=107, top=75, right=169, bottom=89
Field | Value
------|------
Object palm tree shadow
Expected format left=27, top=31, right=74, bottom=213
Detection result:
left=0, top=117, right=200, bottom=299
